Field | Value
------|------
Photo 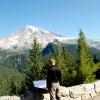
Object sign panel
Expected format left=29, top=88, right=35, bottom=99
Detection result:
left=33, top=80, right=46, bottom=88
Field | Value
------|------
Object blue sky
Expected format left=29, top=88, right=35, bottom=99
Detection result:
left=0, top=0, right=100, bottom=40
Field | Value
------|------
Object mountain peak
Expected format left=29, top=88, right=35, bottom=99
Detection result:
left=22, top=25, right=50, bottom=34
left=23, top=25, right=40, bottom=31
left=0, top=25, right=70, bottom=49
left=0, top=25, right=99, bottom=50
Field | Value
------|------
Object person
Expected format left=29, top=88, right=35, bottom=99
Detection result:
left=47, top=58, right=61, bottom=100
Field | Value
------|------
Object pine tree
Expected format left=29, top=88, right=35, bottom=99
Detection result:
left=28, top=37, right=42, bottom=81
left=77, top=30, right=96, bottom=83
left=53, top=43, right=62, bottom=66
left=61, top=47, right=77, bottom=86
left=41, top=52, right=53, bottom=79
left=53, top=44, right=77, bottom=86
left=93, top=54, right=99, bottom=63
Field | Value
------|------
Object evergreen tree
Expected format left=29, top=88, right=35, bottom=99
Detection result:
left=93, top=54, right=99, bottom=63
left=53, top=43, right=62, bottom=66
left=0, top=66, right=25, bottom=95
left=53, top=44, right=78, bottom=86
left=77, top=30, right=96, bottom=83
left=41, top=51, right=54, bottom=79
left=61, top=47, right=77, bottom=86
left=28, top=37, right=42, bottom=81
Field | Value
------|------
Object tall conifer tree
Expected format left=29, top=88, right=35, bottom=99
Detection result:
left=53, top=43, right=62, bottom=66
left=77, top=30, right=95, bottom=83
left=28, top=37, right=42, bottom=80
left=53, top=44, right=77, bottom=86
left=61, top=47, right=77, bottom=86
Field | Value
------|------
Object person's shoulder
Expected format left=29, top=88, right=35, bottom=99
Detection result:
left=47, top=66, right=51, bottom=70
left=55, top=65, right=60, bottom=68
left=47, top=65, right=53, bottom=70
left=55, top=65, right=61, bottom=71
left=52, top=65, right=60, bottom=69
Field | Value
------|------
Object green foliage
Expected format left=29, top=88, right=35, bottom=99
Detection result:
left=28, top=37, right=43, bottom=81
left=53, top=43, right=62, bottom=66
left=94, top=62, right=100, bottom=69
left=93, top=54, right=100, bottom=63
left=52, top=44, right=78, bottom=86
left=0, top=66, right=26, bottom=96
left=6, top=53, right=28, bottom=73
left=60, top=47, right=78, bottom=86
left=77, top=30, right=96, bottom=83
left=0, top=49, right=29, bottom=73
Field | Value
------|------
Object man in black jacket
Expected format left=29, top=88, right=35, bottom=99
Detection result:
left=47, top=58, right=61, bottom=100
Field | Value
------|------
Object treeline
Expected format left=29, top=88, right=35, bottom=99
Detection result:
left=0, top=30, right=100, bottom=95
left=28, top=30, right=99, bottom=87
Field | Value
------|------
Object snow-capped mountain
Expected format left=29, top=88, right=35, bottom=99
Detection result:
left=0, top=25, right=100, bottom=50
left=0, top=25, right=70, bottom=49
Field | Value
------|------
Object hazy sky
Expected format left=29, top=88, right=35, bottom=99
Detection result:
left=0, top=0, right=100, bottom=40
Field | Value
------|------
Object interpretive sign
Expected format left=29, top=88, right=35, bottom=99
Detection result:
left=33, top=80, right=46, bottom=88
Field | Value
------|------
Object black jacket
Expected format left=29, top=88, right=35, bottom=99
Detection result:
left=47, top=65, right=61, bottom=88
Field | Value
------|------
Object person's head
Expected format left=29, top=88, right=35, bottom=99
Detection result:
left=49, top=58, right=56, bottom=65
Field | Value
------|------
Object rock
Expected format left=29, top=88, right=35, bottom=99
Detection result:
left=10, top=96, right=21, bottom=100
left=60, top=86, right=69, bottom=97
left=81, top=94, right=92, bottom=100
left=83, top=83, right=96, bottom=97
left=42, top=93, right=50, bottom=100
left=0, top=96, right=20, bottom=100
left=68, top=85, right=84, bottom=98
left=0, top=96, right=10, bottom=100
left=94, top=80, right=100, bottom=94
left=73, top=96, right=81, bottom=100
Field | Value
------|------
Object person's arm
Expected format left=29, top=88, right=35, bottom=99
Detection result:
left=47, top=67, right=51, bottom=89
left=57, top=67, right=61, bottom=83
left=59, top=69, right=61, bottom=83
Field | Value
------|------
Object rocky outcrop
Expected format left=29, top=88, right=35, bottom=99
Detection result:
left=0, top=80, right=100, bottom=100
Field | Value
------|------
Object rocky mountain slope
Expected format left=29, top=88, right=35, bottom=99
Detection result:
left=0, top=25, right=71, bottom=49
left=0, top=25, right=100, bottom=50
